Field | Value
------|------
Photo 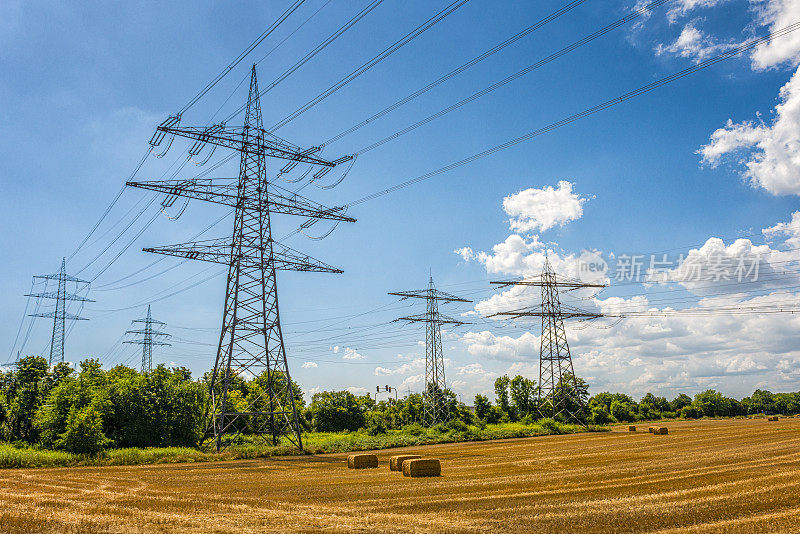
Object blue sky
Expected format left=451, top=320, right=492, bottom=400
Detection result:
left=3, top=0, right=800, bottom=402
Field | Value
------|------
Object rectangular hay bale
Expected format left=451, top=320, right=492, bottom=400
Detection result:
left=652, top=427, right=669, bottom=435
left=390, top=454, right=421, bottom=471
left=648, top=426, right=656, bottom=433
left=348, top=453, right=378, bottom=469
left=628, top=425, right=636, bottom=432
left=768, top=416, right=779, bottom=421
left=402, top=458, right=441, bottom=477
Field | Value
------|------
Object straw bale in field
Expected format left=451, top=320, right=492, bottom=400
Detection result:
left=648, top=426, right=656, bottom=433
left=652, top=427, right=669, bottom=435
left=768, top=416, right=779, bottom=421
left=390, top=454, right=421, bottom=471
left=402, top=458, right=441, bottom=477
left=628, top=425, right=636, bottom=432
left=348, top=454, right=378, bottom=469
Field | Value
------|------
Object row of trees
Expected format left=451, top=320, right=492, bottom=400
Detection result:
left=3, top=357, right=799, bottom=453
left=476, top=374, right=800, bottom=425
left=586, top=388, right=800, bottom=423
left=0, top=357, right=207, bottom=453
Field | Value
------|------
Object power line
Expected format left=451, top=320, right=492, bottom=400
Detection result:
left=270, top=0, right=474, bottom=131
left=344, top=21, right=800, bottom=207
left=353, top=0, right=669, bottom=154
left=322, top=0, right=593, bottom=145
left=177, top=0, right=307, bottom=115
left=64, top=149, right=151, bottom=269
left=7, top=279, right=36, bottom=361
left=222, top=0, right=387, bottom=124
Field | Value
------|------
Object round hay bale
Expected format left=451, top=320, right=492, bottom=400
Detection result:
left=628, top=425, right=636, bottom=432
left=348, top=453, right=378, bottom=469
left=390, top=454, right=421, bottom=471
left=652, top=427, right=669, bottom=435
left=402, top=458, right=441, bottom=477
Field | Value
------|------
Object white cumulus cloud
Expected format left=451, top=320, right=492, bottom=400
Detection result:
left=750, top=0, right=800, bottom=70
left=655, top=23, right=743, bottom=63
left=699, top=66, right=800, bottom=195
left=374, top=358, right=424, bottom=376
left=301, top=361, right=318, bottom=369
left=666, top=0, right=729, bottom=22
left=333, top=346, right=365, bottom=360
left=764, top=210, right=800, bottom=246
left=502, top=181, right=589, bottom=233
left=461, top=331, right=539, bottom=362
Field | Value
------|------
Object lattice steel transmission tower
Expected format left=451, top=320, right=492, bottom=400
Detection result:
left=27, top=258, right=93, bottom=365
left=128, top=65, right=355, bottom=451
left=124, top=305, right=170, bottom=373
left=389, top=276, right=471, bottom=426
left=490, top=258, right=605, bottom=423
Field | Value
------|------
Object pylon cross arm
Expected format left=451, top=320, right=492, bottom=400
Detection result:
left=127, top=178, right=354, bottom=222
left=143, top=239, right=343, bottom=273
left=25, top=291, right=94, bottom=302
left=157, top=124, right=351, bottom=168
left=30, top=311, right=88, bottom=321
left=395, top=313, right=469, bottom=326
left=387, top=289, right=471, bottom=303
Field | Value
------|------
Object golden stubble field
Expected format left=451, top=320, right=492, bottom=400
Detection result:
left=2, top=418, right=800, bottom=533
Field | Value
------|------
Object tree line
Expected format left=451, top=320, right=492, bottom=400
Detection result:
left=2, top=356, right=797, bottom=453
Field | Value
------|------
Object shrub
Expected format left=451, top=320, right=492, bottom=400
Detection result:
left=538, top=418, right=561, bottom=434
left=401, top=423, right=425, bottom=436
left=610, top=400, right=636, bottom=422
left=519, top=413, right=538, bottom=425
left=680, top=405, right=703, bottom=419
left=55, top=406, right=111, bottom=455
left=444, top=419, right=469, bottom=433
left=364, top=412, right=387, bottom=436
left=591, top=405, right=611, bottom=425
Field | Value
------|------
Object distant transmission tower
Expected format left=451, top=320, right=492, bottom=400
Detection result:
left=490, top=258, right=605, bottom=423
left=128, top=65, right=355, bottom=451
left=124, top=305, right=170, bottom=373
left=27, top=258, right=93, bottom=365
left=389, top=275, right=471, bottom=426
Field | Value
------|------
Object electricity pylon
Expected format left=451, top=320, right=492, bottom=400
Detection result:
left=490, top=258, right=605, bottom=423
left=27, top=258, right=93, bottom=365
left=128, top=65, right=355, bottom=451
left=389, top=276, right=471, bottom=426
left=124, top=305, right=170, bottom=373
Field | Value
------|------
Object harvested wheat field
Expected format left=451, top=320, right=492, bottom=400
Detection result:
left=3, top=418, right=800, bottom=533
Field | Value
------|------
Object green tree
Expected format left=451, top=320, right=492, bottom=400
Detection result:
left=550, top=373, right=589, bottom=422
left=680, top=404, right=703, bottom=419
left=670, top=394, right=693, bottom=412
left=309, top=390, right=366, bottom=432
left=693, top=390, right=733, bottom=417
left=589, top=392, right=614, bottom=412
left=55, top=405, right=111, bottom=455
left=590, top=404, right=611, bottom=425
left=494, top=375, right=511, bottom=412
left=640, top=393, right=670, bottom=414
left=474, top=394, right=491, bottom=421
left=773, top=392, right=800, bottom=415
left=742, top=389, right=775, bottom=414
left=3, top=355, right=51, bottom=442
left=510, top=375, right=537, bottom=418
left=610, top=399, right=636, bottom=422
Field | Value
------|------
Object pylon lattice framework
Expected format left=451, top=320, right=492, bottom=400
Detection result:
left=124, top=304, right=171, bottom=373
left=128, top=65, right=355, bottom=451
left=389, top=276, right=471, bottom=426
left=27, top=258, right=93, bottom=365
left=490, top=258, right=605, bottom=424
